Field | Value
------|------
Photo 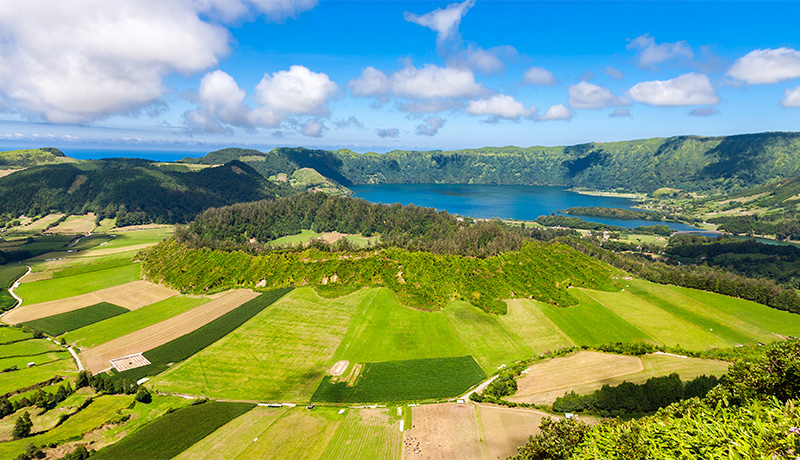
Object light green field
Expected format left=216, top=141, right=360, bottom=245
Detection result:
left=321, top=408, right=401, bottom=460
left=269, top=229, right=320, bottom=247
left=0, top=327, right=32, bottom=344
left=0, top=358, right=76, bottom=395
left=94, top=218, right=117, bottom=233
left=344, top=234, right=380, bottom=248
left=15, top=263, right=141, bottom=304
left=11, top=213, right=65, bottom=234
left=64, top=295, right=209, bottom=348
left=0, top=338, right=63, bottom=357
left=0, top=351, right=69, bottom=370
left=48, top=214, right=96, bottom=234
left=174, top=407, right=291, bottom=460
left=0, top=392, right=92, bottom=441
left=234, top=407, right=343, bottom=460
left=0, top=394, right=132, bottom=459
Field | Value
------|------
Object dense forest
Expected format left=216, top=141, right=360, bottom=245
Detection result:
left=0, top=159, right=288, bottom=224
left=184, top=132, right=800, bottom=193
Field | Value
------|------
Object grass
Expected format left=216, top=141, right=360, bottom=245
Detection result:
left=0, top=327, right=32, bottom=344
left=0, top=264, right=26, bottom=289
left=92, top=401, right=255, bottom=460
left=0, top=351, right=69, bottom=371
left=64, top=296, right=208, bottom=349
left=0, top=290, right=15, bottom=310
left=269, top=229, right=320, bottom=247
left=48, top=214, right=96, bottom=234
left=0, top=338, right=62, bottom=357
left=15, top=263, right=141, bottom=304
left=173, top=406, right=291, bottom=460
left=21, top=302, right=129, bottom=336
left=311, top=356, right=486, bottom=403
left=51, top=258, right=131, bottom=278
left=115, top=288, right=292, bottom=382
left=0, top=395, right=133, bottom=459
left=0, top=359, right=76, bottom=395
left=320, top=408, right=401, bottom=460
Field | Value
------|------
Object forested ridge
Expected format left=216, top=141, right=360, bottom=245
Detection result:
left=0, top=159, right=288, bottom=224
left=185, top=132, right=800, bottom=193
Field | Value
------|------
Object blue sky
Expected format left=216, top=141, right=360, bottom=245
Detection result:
left=0, top=0, right=799, bottom=154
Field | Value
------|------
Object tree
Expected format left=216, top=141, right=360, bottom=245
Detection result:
left=510, top=418, right=589, bottom=460
left=135, top=387, right=152, bottom=404
left=12, top=411, right=33, bottom=439
left=75, top=371, right=90, bottom=389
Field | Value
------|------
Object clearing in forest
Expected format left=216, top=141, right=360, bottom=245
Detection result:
left=48, top=214, right=97, bottom=234
left=80, top=289, right=258, bottom=373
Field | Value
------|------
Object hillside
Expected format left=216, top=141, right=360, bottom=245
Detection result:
left=0, top=159, right=288, bottom=224
left=185, top=132, right=800, bottom=193
left=0, top=147, right=73, bottom=168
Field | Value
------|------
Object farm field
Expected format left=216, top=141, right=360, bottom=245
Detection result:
left=47, top=214, right=97, bottom=234
left=476, top=405, right=550, bottom=460
left=11, top=213, right=65, bottom=234
left=0, top=392, right=92, bottom=441
left=80, top=289, right=259, bottom=372
left=92, top=401, right=255, bottom=460
left=4, top=279, right=176, bottom=324
left=64, top=296, right=209, bottom=348
left=21, top=302, right=128, bottom=336
left=269, top=229, right=320, bottom=247
left=0, top=358, right=76, bottom=395
left=0, top=350, right=70, bottom=371
left=403, top=403, right=482, bottom=460
left=321, top=408, right=401, bottom=460
left=0, top=337, right=64, bottom=356
left=0, top=326, right=33, bottom=343
left=14, top=263, right=142, bottom=305
left=508, top=351, right=730, bottom=405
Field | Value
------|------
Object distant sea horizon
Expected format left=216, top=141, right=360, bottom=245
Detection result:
left=62, top=148, right=208, bottom=162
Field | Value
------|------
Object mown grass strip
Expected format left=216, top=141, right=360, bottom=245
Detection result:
left=15, top=263, right=141, bottom=304
left=115, top=287, right=292, bottom=381
left=92, top=401, right=255, bottom=460
left=21, top=302, right=129, bottom=336
left=311, top=355, right=486, bottom=403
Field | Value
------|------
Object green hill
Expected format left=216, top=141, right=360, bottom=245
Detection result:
left=0, top=159, right=288, bottom=224
left=188, top=132, right=800, bottom=193
left=0, top=147, right=73, bottom=168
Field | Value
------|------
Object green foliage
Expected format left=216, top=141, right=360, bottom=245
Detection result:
left=311, top=356, right=485, bottom=403
left=0, top=159, right=287, bottom=224
left=0, top=148, right=67, bottom=168
left=561, top=206, right=675, bottom=222
left=142, top=239, right=621, bottom=313
left=134, top=387, right=151, bottom=404
left=536, top=214, right=673, bottom=236
left=115, top=288, right=291, bottom=382
left=59, top=446, right=89, bottom=460
left=20, top=302, right=128, bottom=336
left=12, top=411, right=32, bottom=438
left=711, top=340, right=800, bottom=405
left=510, top=418, right=590, bottom=460
left=91, top=401, right=254, bottom=460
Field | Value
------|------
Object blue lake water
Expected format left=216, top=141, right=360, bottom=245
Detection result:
left=63, top=148, right=206, bottom=162
left=350, top=183, right=699, bottom=231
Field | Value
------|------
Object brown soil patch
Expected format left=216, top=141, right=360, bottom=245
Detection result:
left=0, top=169, right=18, bottom=178
left=477, top=405, right=550, bottom=460
left=403, top=403, right=481, bottom=460
left=508, top=351, right=643, bottom=405
left=318, top=231, right=347, bottom=244
left=110, top=353, right=151, bottom=371
left=2, top=280, right=178, bottom=324
left=49, top=214, right=96, bottom=234
left=80, top=289, right=258, bottom=372
left=329, top=360, right=349, bottom=376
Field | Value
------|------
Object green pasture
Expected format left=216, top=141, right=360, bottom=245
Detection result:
left=0, top=351, right=69, bottom=371
left=0, top=264, right=27, bottom=289
left=320, top=408, right=400, bottom=460
left=22, top=302, right=128, bottom=336
left=0, top=290, right=17, bottom=311
left=15, top=263, right=141, bottom=304
left=64, top=296, right=208, bottom=349
left=93, top=401, right=255, bottom=460
left=0, top=327, right=32, bottom=344
left=269, top=229, right=320, bottom=247
left=0, top=338, right=62, bottom=357
left=0, top=358, right=76, bottom=395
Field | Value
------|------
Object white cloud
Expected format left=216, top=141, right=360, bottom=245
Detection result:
left=333, top=116, right=364, bottom=129
left=523, top=67, right=556, bottom=85
left=538, top=104, right=572, bottom=121
left=605, top=66, right=624, bottom=80
left=415, top=116, right=445, bottom=136
left=460, top=45, right=511, bottom=74
left=0, top=0, right=316, bottom=124
left=627, top=34, right=694, bottom=67
left=728, top=48, right=800, bottom=85
left=349, top=63, right=483, bottom=108
left=195, top=0, right=317, bottom=23
left=301, top=119, right=325, bottom=137
left=466, top=94, right=535, bottom=121
left=609, top=108, right=631, bottom=118
left=376, top=128, right=400, bottom=138
left=253, top=65, right=338, bottom=124
left=689, top=107, right=720, bottom=117
left=629, top=73, right=720, bottom=106
left=781, top=86, right=800, bottom=108
left=404, top=0, right=475, bottom=45
left=568, top=81, right=628, bottom=109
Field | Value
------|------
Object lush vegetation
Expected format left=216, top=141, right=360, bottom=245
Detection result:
left=0, top=159, right=287, bottom=224
left=512, top=341, right=800, bottom=460
left=185, top=132, right=800, bottom=192
left=311, top=356, right=485, bottom=403
left=560, top=206, right=673, bottom=222
left=21, top=303, right=128, bottom=336
left=15, top=263, right=141, bottom=305
left=0, top=148, right=69, bottom=168
left=91, top=401, right=255, bottom=460
left=536, top=214, right=673, bottom=236
left=552, top=373, right=722, bottom=416
left=114, top=288, right=291, bottom=382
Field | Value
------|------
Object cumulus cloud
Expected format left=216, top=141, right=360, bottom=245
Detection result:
left=376, top=128, right=400, bottom=138
left=523, top=67, right=556, bottom=85
left=333, top=116, right=364, bottom=129
left=728, top=48, right=800, bottom=85
left=629, top=73, right=720, bottom=106
left=195, top=0, right=318, bottom=23
left=568, top=82, right=628, bottom=109
left=301, top=119, right=325, bottom=137
left=183, top=70, right=251, bottom=134
left=689, top=107, right=720, bottom=117
left=781, top=86, right=800, bottom=108
left=627, top=34, right=694, bottom=68
left=538, top=104, right=572, bottom=121
left=415, top=116, right=445, bottom=136
left=349, top=65, right=482, bottom=99
left=609, top=108, right=631, bottom=118
left=0, top=0, right=316, bottom=124
left=466, top=94, right=535, bottom=122
left=404, top=0, right=475, bottom=46
left=605, top=66, right=624, bottom=80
